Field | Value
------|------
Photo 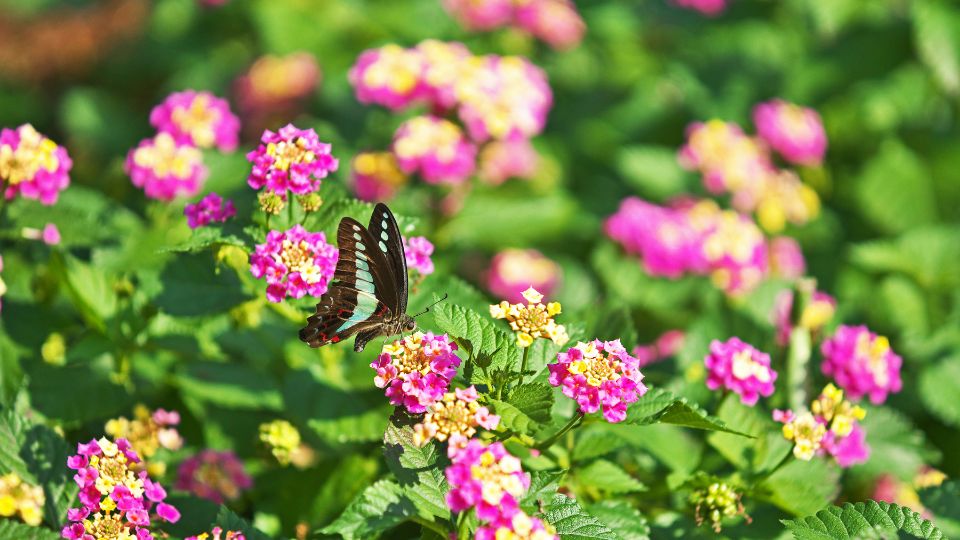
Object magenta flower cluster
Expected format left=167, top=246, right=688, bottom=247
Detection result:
left=246, top=124, right=339, bottom=196
left=0, top=124, right=72, bottom=205
left=403, top=236, right=435, bottom=276
left=478, top=137, right=540, bottom=185
left=249, top=225, right=338, bottom=303
left=234, top=53, right=320, bottom=137
left=446, top=440, right=530, bottom=521
left=821, top=422, right=870, bottom=468
left=486, top=248, right=561, bottom=304
left=175, top=450, right=253, bottom=504
left=704, top=338, right=777, bottom=406
left=753, top=99, right=828, bottom=166
left=63, top=437, right=179, bottom=540
left=392, top=116, right=477, bottom=184
left=442, top=0, right=585, bottom=51
left=371, top=332, right=462, bottom=413
left=605, top=197, right=770, bottom=295
left=184, top=192, right=236, bottom=229
left=149, top=90, right=240, bottom=151
left=821, top=325, right=903, bottom=404
left=548, top=339, right=648, bottom=423
left=632, top=329, right=685, bottom=368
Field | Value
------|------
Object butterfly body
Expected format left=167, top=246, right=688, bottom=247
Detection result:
left=299, top=203, right=415, bottom=352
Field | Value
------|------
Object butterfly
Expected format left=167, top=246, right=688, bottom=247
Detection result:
left=299, top=203, right=417, bottom=352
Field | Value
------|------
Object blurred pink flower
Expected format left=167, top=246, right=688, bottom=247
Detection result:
left=442, top=0, right=514, bottom=30
left=184, top=192, right=236, bottom=229
left=372, top=332, right=462, bottom=413
left=246, top=124, right=338, bottom=196
left=633, top=330, right=685, bottom=368
left=125, top=132, right=208, bottom=201
left=349, top=45, right=426, bottom=111
left=822, top=422, right=870, bottom=468
left=176, top=450, right=252, bottom=504
left=0, top=124, right=72, bottom=205
left=150, top=90, right=240, bottom=151
left=768, top=236, right=806, bottom=279
left=416, top=40, right=472, bottom=111
left=753, top=99, right=827, bottom=166
left=456, top=55, right=552, bottom=141
left=605, top=197, right=704, bottom=278
left=821, top=325, right=903, bottom=404
left=548, top=339, right=647, bottom=423
left=42, top=223, right=61, bottom=245
left=478, top=136, right=539, bottom=184
left=679, top=120, right=770, bottom=196
left=392, top=116, right=476, bottom=184
left=704, top=337, right=776, bottom=406
left=774, top=289, right=836, bottom=346
left=671, top=0, right=727, bottom=16
left=351, top=151, right=408, bottom=202
left=249, top=225, right=338, bottom=303
left=234, top=52, right=319, bottom=123
left=403, top=236, right=435, bottom=276
left=514, top=0, right=585, bottom=50
left=486, top=248, right=561, bottom=303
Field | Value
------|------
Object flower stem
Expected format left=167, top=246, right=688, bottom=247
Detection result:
left=287, top=190, right=296, bottom=226
left=519, top=346, right=531, bottom=384
left=534, top=412, right=583, bottom=451
left=412, top=516, right=449, bottom=538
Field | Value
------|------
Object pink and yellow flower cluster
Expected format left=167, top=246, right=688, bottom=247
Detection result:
left=704, top=338, right=777, bottom=406
left=413, top=386, right=500, bottom=449
left=249, top=225, right=338, bottom=303
left=371, top=332, right=462, bottom=413
left=548, top=339, right=648, bottom=423
left=442, top=0, right=585, bottom=51
left=605, top=198, right=769, bottom=295
left=175, top=450, right=252, bottom=504
left=0, top=472, right=44, bottom=526
left=821, top=324, right=903, bottom=404
left=184, top=192, right=236, bottom=229
left=486, top=248, right=560, bottom=304
left=62, top=437, right=180, bottom=540
left=774, top=384, right=870, bottom=467
left=246, top=124, right=339, bottom=197
left=490, top=287, right=568, bottom=348
left=403, top=236, right=435, bottom=276
left=104, top=406, right=183, bottom=476
left=0, top=124, right=72, bottom=205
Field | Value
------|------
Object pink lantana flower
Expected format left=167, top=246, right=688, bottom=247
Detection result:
left=184, top=192, right=236, bottom=229
left=767, top=236, right=806, bottom=280
left=476, top=509, right=559, bottom=540
left=821, top=325, right=903, bottom=404
left=187, top=527, right=246, bottom=540
left=246, top=124, right=338, bottom=196
left=456, top=55, right=552, bottom=141
left=478, top=136, right=540, bottom=185
left=348, top=45, right=426, bottom=111
left=371, top=332, right=462, bottom=413
left=442, top=0, right=513, bottom=30
left=753, top=99, right=827, bottom=166
left=822, top=422, right=870, bottom=468
left=413, top=386, right=500, bottom=450
left=392, top=116, right=477, bottom=184
left=403, top=236, right=435, bottom=276
left=249, top=225, right=338, bottom=303
left=704, top=338, right=776, bottom=406
left=150, top=90, right=240, bottom=151
left=693, top=204, right=769, bottom=295
left=416, top=40, right=473, bottom=111
left=351, top=151, right=408, bottom=202
left=678, top=120, right=770, bottom=195
left=632, top=330, right=685, bottom=368
left=486, top=248, right=561, bottom=304
left=62, top=437, right=179, bottom=540
left=175, top=450, right=252, bottom=504
left=604, top=197, right=704, bottom=278
left=0, top=124, right=72, bottom=205
left=445, top=440, right=529, bottom=522
left=125, top=132, right=208, bottom=201
left=514, top=0, right=586, bottom=51
left=548, top=339, right=647, bottom=423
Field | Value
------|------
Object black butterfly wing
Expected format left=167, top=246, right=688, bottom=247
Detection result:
left=299, top=217, right=395, bottom=348
left=367, top=203, right=409, bottom=315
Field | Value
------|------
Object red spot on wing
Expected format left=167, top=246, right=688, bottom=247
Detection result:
left=331, top=336, right=341, bottom=343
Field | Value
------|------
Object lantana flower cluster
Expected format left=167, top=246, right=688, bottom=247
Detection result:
left=62, top=437, right=180, bottom=540
left=773, top=384, right=870, bottom=467
left=442, top=0, right=585, bottom=50
left=486, top=248, right=561, bottom=304
left=0, top=472, right=44, bottom=526
left=371, top=332, right=462, bottom=413
left=446, top=440, right=557, bottom=539
left=412, top=386, right=500, bottom=448
left=605, top=197, right=770, bottom=295
left=821, top=325, right=903, bottom=404
left=491, top=287, right=568, bottom=348
left=703, top=338, right=777, bottom=406
left=548, top=339, right=648, bottom=423
left=126, top=91, right=240, bottom=200
left=246, top=124, right=338, bottom=199
left=258, top=420, right=302, bottom=466
left=234, top=52, right=320, bottom=137
left=249, top=225, right=338, bottom=303
left=348, top=40, right=551, bottom=193
left=0, top=124, right=72, bottom=205
left=184, top=192, right=236, bottom=229
left=679, top=99, right=826, bottom=233
left=632, top=330, right=685, bottom=368
left=351, top=151, right=408, bottom=202
left=403, top=236, right=435, bottom=277
left=175, top=450, right=252, bottom=503
left=104, top=406, right=183, bottom=476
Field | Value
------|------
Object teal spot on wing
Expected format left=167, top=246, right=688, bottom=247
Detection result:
left=356, top=259, right=369, bottom=271
left=378, top=240, right=387, bottom=252
left=336, top=293, right=379, bottom=332
left=356, top=270, right=375, bottom=292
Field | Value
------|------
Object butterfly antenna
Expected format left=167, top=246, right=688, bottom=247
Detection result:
left=413, top=293, right=448, bottom=318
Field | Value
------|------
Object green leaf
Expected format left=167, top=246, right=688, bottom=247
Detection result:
left=919, top=355, right=960, bottom=428
left=489, top=399, right=541, bottom=436
left=781, top=500, right=944, bottom=540
left=912, top=0, right=960, bottom=95
left=919, top=480, right=960, bottom=539
left=52, top=252, right=117, bottom=332
left=520, top=470, right=565, bottom=513
left=542, top=493, right=618, bottom=540
left=383, top=419, right=451, bottom=522
left=506, top=383, right=555, bottom=424
left=321, top=479, right=419, bottom=540
left=576, top=459, right=647, bottom=494
left=572, top=427, right=628, bottom=462
left=623, top=388, right=750, bottom=436
left=154, top=253, right=248, bottom=317
left=616, top=145, right=688, bottom=200
left=707, top=395, right=791, bottom=474
left=850, top=226, right=960, bottom=291
left=165, top=227, right=248, bottom=254
left=0, top=410, right=30, bottom=479
left=852, top=405, right=940, bottom=481
left=431, top=302, right=520, bottom=374
left=0, top=520, right=61, bottom=540
left=587, top=500, right=650, bottom=540
left=177, top=362, right=283, bottom=411
left=855, top=139, right=937, bottom=235
left=762, top=458, right=840, bottom=517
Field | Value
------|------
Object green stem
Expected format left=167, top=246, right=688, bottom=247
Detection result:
left=412, top=516, right=449, bottom=538
left=456, top=510, right=471, bottom=539
left=287, top=190, right=296, bottom=226
left=535, top=412, right=583, bottom=451
left=519, top=346, right=531, bottom=384
left=754, top=448, right=794, bottom=484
